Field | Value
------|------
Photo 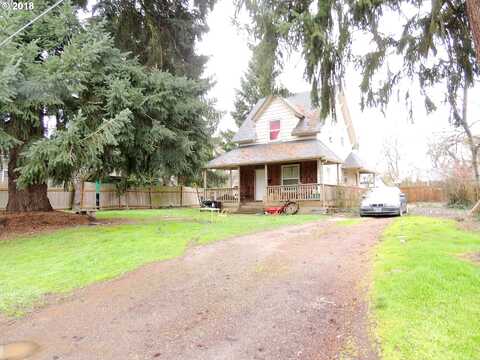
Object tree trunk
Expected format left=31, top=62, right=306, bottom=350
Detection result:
left=467, top=0, right=480, bottom=62
left=6, top=146, right=53, bottom=212
left=460, top=84, right=480, bottom=186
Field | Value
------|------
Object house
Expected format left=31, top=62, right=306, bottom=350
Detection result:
left=203, top=91, right=376, bottom=213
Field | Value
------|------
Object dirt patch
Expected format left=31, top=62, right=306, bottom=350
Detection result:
left=459, top=252, right=480, bottom=265
left=0, top=211, right=97, bottom=240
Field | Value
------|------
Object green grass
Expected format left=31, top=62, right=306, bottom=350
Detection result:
left=372, top=216, right=480, bottom=360
left=0, top=209, right=322, bottom=315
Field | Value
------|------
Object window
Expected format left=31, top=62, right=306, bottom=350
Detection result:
left=282, top=164, right=300, bottom=185
left=269, top=120, right=280, bottom=141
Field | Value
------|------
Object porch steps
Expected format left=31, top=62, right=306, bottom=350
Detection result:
left=236, top=201, right=265, bottom=214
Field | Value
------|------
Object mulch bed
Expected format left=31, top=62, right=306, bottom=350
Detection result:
left=0, top=211, right=94, bottom=240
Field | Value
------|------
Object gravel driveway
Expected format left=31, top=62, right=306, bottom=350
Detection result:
left=0, top=218, right=391, bottom=360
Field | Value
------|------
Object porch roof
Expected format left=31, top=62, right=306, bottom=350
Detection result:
left=343, top=151, right=376, bottom=174
left=206, top=139, right=342, bottom=169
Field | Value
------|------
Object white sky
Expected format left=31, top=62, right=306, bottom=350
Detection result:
left=197, top=0, right=480, bottom=181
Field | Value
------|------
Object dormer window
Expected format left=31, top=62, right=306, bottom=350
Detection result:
left=270, top=120, right=280, bottom=141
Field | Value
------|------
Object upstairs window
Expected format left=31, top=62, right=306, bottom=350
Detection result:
left=269, top=120, right=280, bottom=141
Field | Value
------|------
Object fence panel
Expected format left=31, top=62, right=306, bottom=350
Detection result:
left=181, top=186, right=201, bottom=207
left=0, top=183, right=201, bottom=211
left=400, top=186, right=447, bottom=203
left=47, top=188, right=73, bottom=210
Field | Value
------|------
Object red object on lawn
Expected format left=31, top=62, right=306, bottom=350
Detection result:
left=265, top=201, right=299, bottom=215
left=265, top=206, right=283, bottom=215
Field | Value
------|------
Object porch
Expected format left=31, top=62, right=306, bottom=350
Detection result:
left=203, top=139, right=367, bottom=212
left=203, top=160, right=366, bottom=212
left=203, top=183, right=365, bottom=210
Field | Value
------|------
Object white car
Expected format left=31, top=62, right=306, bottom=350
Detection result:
left=359, top=187, right=408, bottom=217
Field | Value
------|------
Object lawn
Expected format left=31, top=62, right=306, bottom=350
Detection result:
left=372, top=216, right=480, bottom=360
left=0, top=208, right=322, bottom=315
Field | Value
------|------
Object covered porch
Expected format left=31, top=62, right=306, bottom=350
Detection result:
left=204, top=140, right=366, bottom=212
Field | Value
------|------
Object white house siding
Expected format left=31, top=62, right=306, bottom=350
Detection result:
left=316, top=104, right=356, bottom=185
left=317, top=117, right=352, bottom=161
left=319, top=164, right=338, bottom=185
left=343, top=169, right=359, bottom=186
left=254, top=98, right=300, bottom=144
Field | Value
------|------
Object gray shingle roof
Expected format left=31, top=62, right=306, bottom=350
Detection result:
left=233, top=92, right=323, bottom=143
left=232, top=98, right=266, bottom=144
left=206, top=139, right=342, bottom=169
left=343, top=151, right=375, bottom=173
left=287, top=92, right=323, bottom=136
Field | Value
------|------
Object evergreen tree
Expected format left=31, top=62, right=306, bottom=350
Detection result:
left=93, top=0, right=216, bottom=79
left=231, top=21, right=290, bottom=127
left=0, top=2, right=217, bottom=212
left=235, top=0, right=480, bottom=122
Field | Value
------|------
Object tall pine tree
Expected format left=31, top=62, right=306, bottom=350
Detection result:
left=93, top=0, right=216, bottom=79
left=0, top=2, right=217, bottom=212
left=231, top=33, right=289, bottom=127
left=235, top=0, right=480, bottom=121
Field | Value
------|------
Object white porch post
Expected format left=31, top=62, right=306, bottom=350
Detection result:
left=237, top=166, right=241, bottom=205
left=264, top=164, right=269, bottom=203
left=356, top=171, right=360, bottom=186
left=319, top=160, right=325, bottom=208
left=336, top=164, right=340, bottom=185
left=229, top=169, right=233, bottom=188
left=317, top=159, right=322, bottom=184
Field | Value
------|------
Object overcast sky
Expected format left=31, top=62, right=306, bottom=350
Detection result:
left=197, top=0, right=480, bottom=181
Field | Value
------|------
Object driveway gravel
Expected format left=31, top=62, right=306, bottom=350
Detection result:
left=0, top=218, right=391, bottom=360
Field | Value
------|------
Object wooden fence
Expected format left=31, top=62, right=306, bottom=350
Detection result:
left=400, top=186, right=447, bottom=203
left=0, top=182, right=202, bottom=210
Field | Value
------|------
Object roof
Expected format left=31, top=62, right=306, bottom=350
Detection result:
left=232, top=98, right=266, bottom=144
left=343, top=151, right=376, bottom=173
left=233, top=92, right=323, bottom=144
left=206, top=139, right=342, bottom=169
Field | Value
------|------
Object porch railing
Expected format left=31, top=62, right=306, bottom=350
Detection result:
left=204, top=187, right=239, bottom=203
left=266, top=183, right=366, bottom=207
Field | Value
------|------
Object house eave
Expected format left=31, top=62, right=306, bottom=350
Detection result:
left=205, top=139, right=343, bottom=170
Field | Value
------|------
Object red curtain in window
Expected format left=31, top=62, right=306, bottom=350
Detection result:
left=270, top=120, right=280, bottom=140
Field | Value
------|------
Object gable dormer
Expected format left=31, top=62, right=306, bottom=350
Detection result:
left=233, top=93, right=323, bottom=146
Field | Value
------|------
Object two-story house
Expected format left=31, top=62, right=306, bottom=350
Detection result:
left=204, top=91, right=376, bottom=212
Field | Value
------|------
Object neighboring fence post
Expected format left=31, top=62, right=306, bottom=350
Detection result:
left=180, top=186, right=183, bottom=207
left=203, top=170, right=207, bottom=200
left=80, top=181, right=85, bottom=210
left=149, top=186, right=153, bottom=209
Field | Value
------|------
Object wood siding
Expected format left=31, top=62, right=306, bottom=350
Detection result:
left=300, top=161, right=317, bottom=184
left=257, top=161, right=318, bottom=188
left=255, top=98, right=300, bottom=144
left=343, top=169, right=359, bottom=186
left=240, top=165, right=255, bottom=201
left=267, top=164, right=281, bottom=186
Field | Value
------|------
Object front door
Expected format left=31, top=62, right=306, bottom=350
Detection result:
left=255, top=168, right=266, bottom=201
